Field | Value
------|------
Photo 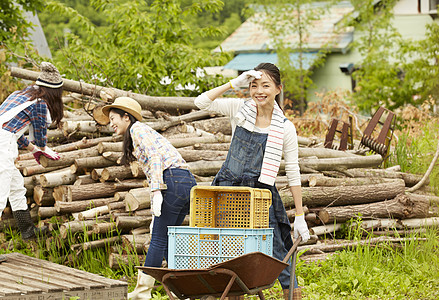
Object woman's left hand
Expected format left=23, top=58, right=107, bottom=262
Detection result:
left=293, top=214, right=310, bottom=242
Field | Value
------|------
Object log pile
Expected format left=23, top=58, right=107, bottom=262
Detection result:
left=2, top=68, right=438, bottom=268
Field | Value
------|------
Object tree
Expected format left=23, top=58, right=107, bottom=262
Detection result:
left=42, top=0, right=231, bottom=97
left=251, top=0, right=331, bottom=115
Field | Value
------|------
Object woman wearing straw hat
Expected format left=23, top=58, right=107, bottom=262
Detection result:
left=0, top=62, right=63, bottom=240
left=102, top=97, right=197, bottom=300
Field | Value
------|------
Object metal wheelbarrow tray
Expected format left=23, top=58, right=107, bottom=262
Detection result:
left=137, top=238, right=301, bottom=300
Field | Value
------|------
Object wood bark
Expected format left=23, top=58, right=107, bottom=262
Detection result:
left=71, top=236, right=121, bottom=251
left=406, top=192, right=439, bottom=205
left=326, top=168, right=426, bottom=187
left=54, top=197, right=117, bottom=213
left=77, top=205, right=110, bottom=220
left=299, top=154, right=383, bottom=173
left=193, top=143, right=230, bottom=151
left=169, top=134, right=232, bottom=149
left=400, top=217, right=439, bottom=228
left=39, top=146, right=100, bottom=168
left=98, top=142, right=123, bottom=154
left=109, top=253, right=145, bottom=270
left=115, top=216, right=152, bottom=230
left=308, top=176, right=396, bottom=187
left=38, top=169, right=77, bottom=187
left=186, top=160, right=224, bottom=176
left=298, top=147, right=357, bottom=159
left=314, top=193, right=430, bottom=223
left=38, top=207, right=58, bottom=219
left=59, top=220, right=96, bottom=239
left=92, top=222, right=118, bottom=235
left=177, top=149, right=228, bottom=162
left=22, top=165, right=64, bottom=177
left=33, top=186, right=54, bottom=206
left=285, top=179, right=406, bottom=208
left=188, top=116, right=232, bottom=135
left=125, top=188, right=150, bottom=212
left=11, top=66, right=198, bottom=111
left=71, top=156, right=116, bottom=173
left=54, top=181, right=141, bottom=201
left=121, top=234, right=151, bottom=254
left=101, top=165, right=133, bottom=182
left=62, top=120, right=113, bottom=135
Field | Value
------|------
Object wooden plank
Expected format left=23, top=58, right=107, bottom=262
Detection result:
left=0, top=264, right=65, bottom=293
left=2, top=257, right=106, bottom=290
left=6, top=253, right=126, bottom=288
left=0, top=277, right=42, bottom=294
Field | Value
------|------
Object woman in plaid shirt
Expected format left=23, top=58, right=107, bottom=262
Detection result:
left=0, top=62, right=64, bottom=240
left=102, top=97, right=197, bottom=300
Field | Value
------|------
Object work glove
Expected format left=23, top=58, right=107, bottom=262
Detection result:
left=229, top=70, right=263, bottom=89
left=293, top=214, right=310, bottom=243
left=32, top=146, right=60, bottom=164
left=151, top=190, right=163, bottom=217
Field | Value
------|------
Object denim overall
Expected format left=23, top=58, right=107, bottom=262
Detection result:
left=212, top=125, right=297, bottom=289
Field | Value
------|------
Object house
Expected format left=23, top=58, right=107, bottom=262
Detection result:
left=216, top=0, right=439, bottom=103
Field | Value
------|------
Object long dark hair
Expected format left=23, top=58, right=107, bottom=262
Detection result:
left=110, top=108, right=137, bottom=165
left=254, top=63, right=282, bottom=106
left=25, top=85, right=64, bottom=128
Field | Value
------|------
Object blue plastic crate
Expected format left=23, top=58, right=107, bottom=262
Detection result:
left=167, top=226, right=273, bottom=269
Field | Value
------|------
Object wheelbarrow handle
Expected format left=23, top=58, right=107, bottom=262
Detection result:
left=282, top=236, right=302, bottom=264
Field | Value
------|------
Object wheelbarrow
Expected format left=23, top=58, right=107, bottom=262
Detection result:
left=137, top=236, right=302, bottom=300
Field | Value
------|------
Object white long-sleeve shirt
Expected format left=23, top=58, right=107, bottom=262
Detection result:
left=195, top=93, right=301, bottom=186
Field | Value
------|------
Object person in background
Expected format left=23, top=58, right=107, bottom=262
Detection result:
left=194, top=62, right=310, bottom=300
left=0, top=62, right=63, bottom=240
left=102, top=97, right=197, bottom=300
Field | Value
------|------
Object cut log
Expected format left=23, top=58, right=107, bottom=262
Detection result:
left=39, top=146, right=100, bottom=168
left=177, top=149, right=228, bottom=162
left=400, top=217, right=439, bottom=228
left=130, top=161, right=145, bottom=178
left=73, top=236, right=122, bottom=251
left=284, top=179, right=406, bottom=208
left=98, top=142, right=123, bottom=154
left=22, top=165, right=64, bottom=177
left=71, top=156, right=116, bottom=173
left=33, top=186, right=54, bottom=206
left=189, top=116, right=232, bottom=135
left=314, top=193, right=430, bottom=223
left=327, top=168, right=426, bottom=187
left=125, top=188, right=150, bottom=212
left=308, top=176, right=397, bottom=187
left=309, top=224, right=342, bottom=236
left=298, top=147, right=357, bottom=159
left=108, top=201, right=126, bottom=211
left=406, top=192, right=439, bottom=205
left=10, top=66, right=198, bottom=111
left=59, top=220, right=96, bottom=239
left=54, top=181, right=143, bottom=201
left=187, top=160, right=224, bottom=176
left=114, top=192, right=128, bottom=201
left=77, top=205, right=110, bottom=220
left=109, top=253, right=145, bottom=270
left=54, top=197, right=117, bottom=213
left=91, top=168, right=104, bottom=181
left=38, top=207, right=58, bottom=219
left=193, top=143, right=230, bottom=151
left=101, top=165, right=133, bottom=182
left=38, top=169, right=77, bottom=187
left=121, top=234, right=151, bottom=254
left=74, top=175, right=97, bottom=185
left=115, top=216, right=152, bottom=230
left=169, top=134, right=232, bottom=149
left=299, top=154, right=383, bottom=173
left=62, top=120, right=113, bottom=135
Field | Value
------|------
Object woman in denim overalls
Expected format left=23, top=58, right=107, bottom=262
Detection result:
left=102, top=97, right=197, bottom=300
left=195, top=63, right=310, bottom=300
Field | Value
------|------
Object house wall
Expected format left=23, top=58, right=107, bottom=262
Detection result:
left=308, top=6, right=437, bottom=102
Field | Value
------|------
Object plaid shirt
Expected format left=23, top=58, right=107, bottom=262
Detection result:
left=0, top=87, right=49, bottom=148
left=131, top=121, right=188, bottom=191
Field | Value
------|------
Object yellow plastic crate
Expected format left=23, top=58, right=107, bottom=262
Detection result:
left=189, top=186, right=272, bottom=228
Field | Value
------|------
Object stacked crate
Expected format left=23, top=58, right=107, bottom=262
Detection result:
left=168, top=186, right=273, bottom=269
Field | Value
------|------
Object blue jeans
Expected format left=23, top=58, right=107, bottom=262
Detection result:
left=143, top=168, right=196, bottom=268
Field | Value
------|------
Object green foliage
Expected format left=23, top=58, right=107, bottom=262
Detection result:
left=0, top=0, right=44, bottom=42
left=251, top=0, right=332, bottom=115
left=298, top=228, right=439, bottom=299
left=42, top=0, right=232, bottom=97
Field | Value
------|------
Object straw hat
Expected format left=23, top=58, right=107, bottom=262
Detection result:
left=102, top=97, right=142, bottom=121
left=35, top=62, right=63, bottom=89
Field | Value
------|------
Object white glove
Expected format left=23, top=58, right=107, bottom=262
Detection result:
left=42, top=146, right=60, bottom=160
left=149, top=215, right=154, bottom=233
left=152, top=190, right=163, bottom=217
left=293, top=214, right=310, bottom=243
left=230, top=70, right=263, bottom=88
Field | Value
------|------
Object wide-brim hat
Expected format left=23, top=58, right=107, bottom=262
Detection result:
left=102, top=97, right=142, bottom=121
